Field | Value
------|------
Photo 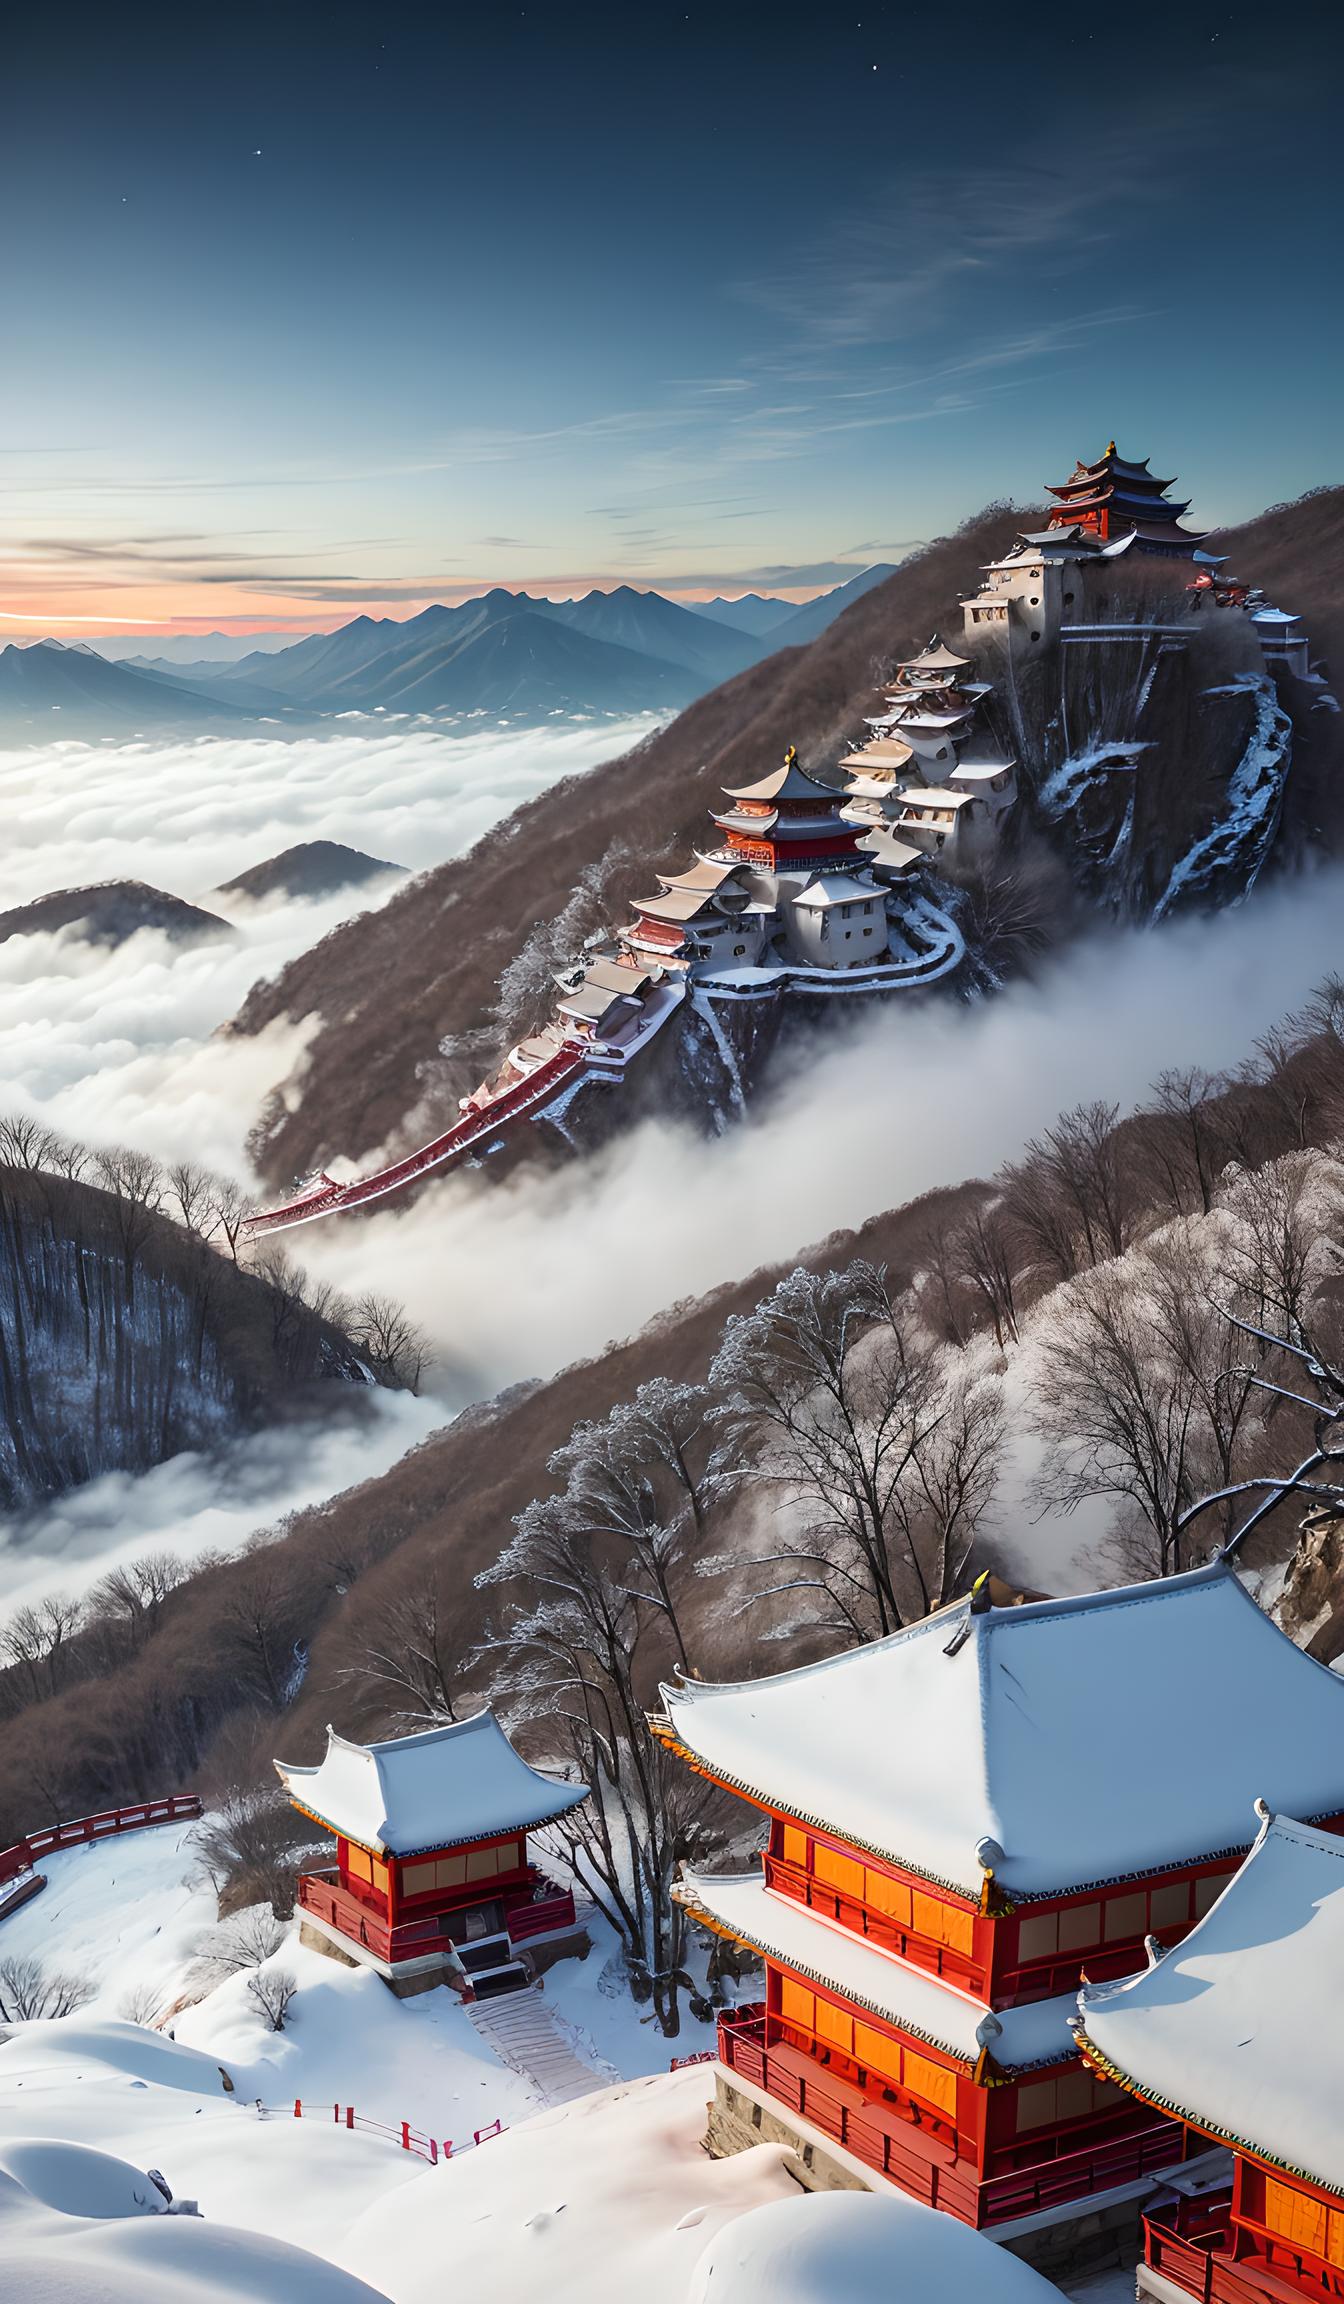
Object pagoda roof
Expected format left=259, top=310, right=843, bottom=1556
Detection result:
left=576, top=957, right=655, bottom=997
left=723, top=759, right=839, bottom=804
left=905, top=634, right=972, bottom=673
left=858, top=826, right=922, bottom=874
left=658, top=858, right=744, bottom=895
left=1047, top=446, right=1176, bottom=493
left=679, top=1871, right=1076, bottom=2073
left=792, top=870, right=884, bottom=908
left=631, top=884, right=722, bottom=923
left=887, top=704, right=974, bottom=733
left=654, top=1563, right=1344, bottom=1903
left=900, top=786, right=978, bottom=812
left=710, top=806, right=780, bottom=839
left=840, top=738, right=914, bottom=772
left=274, top=1711, right=587, bottom=1857
left=1077, top=1814, right=1344, bottom=2196
left=557, top=979, right=641, bottom=1026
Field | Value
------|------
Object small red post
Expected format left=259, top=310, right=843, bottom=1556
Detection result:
left=293, top=2099, right=302, bottom=2120
left=429, top=2140, right=438, bottom=2165
left=442, top=2140, right=454, bottom=2159
left=346, top=2106, right=355, bottom=2130
left=401, top=2121, right=410, bottom=2152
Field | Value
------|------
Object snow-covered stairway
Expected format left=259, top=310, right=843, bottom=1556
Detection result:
left=466, top=1984, right=619, bottom=2107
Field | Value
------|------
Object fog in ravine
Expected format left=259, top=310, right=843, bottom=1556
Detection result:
left=2, top=722, right=1339, bottom=1609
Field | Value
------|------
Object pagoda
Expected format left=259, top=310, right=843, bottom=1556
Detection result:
left=653, top=1563, right=1344, bottom=2263
left=1046, top=443, right=1205, bottom=556
left=1076, top=1811, right=1344, bottom=2302
left=839, top=635, right=1015, bottom=868
left=708, top=745, right=862, bottom=873
left=276, top=1711, right=589, bottom=1998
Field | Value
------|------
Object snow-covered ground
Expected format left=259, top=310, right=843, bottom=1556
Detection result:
left=0, top=1821, right=1130, bottom=2300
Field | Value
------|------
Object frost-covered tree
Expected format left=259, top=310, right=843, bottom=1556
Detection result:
left=709, top=1261, right=1003, bottom=1638
left=478, top=1483, right=717, bottom=2038
left=544, top=1379, right=727, bottom=1666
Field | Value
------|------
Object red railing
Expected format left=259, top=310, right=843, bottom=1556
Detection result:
left=717, top=2005, right=1184, bottom=2229
left=1146, top=2198, right=1344, bottom=2304
left=246, top=1039, right=588, bottom=1236
left=291, top=2100, right=512, bottom=2164
left=0, top=1796, right=202, bottom=1892
left=763, top=1852, right=984, bottom=1995
left=297, top=1864, right=578, bottom=1967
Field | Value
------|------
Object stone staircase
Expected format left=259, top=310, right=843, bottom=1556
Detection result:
left=466, top=1982, right=620, bottom=2108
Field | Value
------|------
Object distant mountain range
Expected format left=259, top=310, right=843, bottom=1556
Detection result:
left=4, top=566, right=898, bottom=737
left=214, top=841, right=407, bottom=905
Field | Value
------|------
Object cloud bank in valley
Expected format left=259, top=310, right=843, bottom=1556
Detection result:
left=0, top=1389, right=444, bottom=1612
left=0, top=718, right=653, bottom=1169
left=299, top=862, right=1344, bottom=1403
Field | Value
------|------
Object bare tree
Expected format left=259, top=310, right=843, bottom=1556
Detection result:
left=166, top=1159, right=217, bottom=1241
left=0, top=1955, right=94, bottom=2022
left=209, top=1177, right=251, bottom=1262
left=479, top=1490, right=716, bottom=2037
left=544, top=1380, right=726, bottom=1666
left=951, top=1202, right=1021, bottom=1348
left=337, top=1568, right=470, bottom=1727
left=709, top=1262, right=1000, bottom=1637
left=0, top=1592, right=84, bottom=1703
left=86, top=1551, right=184, bottom=1659
left=348, top=1292, right=431, bottom=1392
left=248, top=1966, right=297, bottom=2031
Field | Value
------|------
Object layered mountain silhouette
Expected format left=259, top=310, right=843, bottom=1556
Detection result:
left=0, top=641, right=261, bottom=737
left=36, top=571, right=899, bottom=723
left=0, top=879, right=235, bottom=949
left=215, top=841, right=407, bottom=905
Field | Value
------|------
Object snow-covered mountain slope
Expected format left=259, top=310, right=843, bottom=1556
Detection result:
left=0, top=1825, right=1112, bottom=2300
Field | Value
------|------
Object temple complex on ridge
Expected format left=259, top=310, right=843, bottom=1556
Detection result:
left=652, top=1563, right=1344, bottom=2277
left=1076, top=1812, right=1344, bottom=2302
left=275, top=1712, right=589, bottom=1998
left=436, top=436, right=1329, bottom=1169
left=1045, top=442, right=1206, bottom=554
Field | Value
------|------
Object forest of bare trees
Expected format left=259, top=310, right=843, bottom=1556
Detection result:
left=0, top=1119, right=430, bottom=1511
left=1, top=982, right=1342, bottom=2015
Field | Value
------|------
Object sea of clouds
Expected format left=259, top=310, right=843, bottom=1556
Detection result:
left=0, top=718, right=657, bottom=1171
left=0, top=711, right=1339, bottom=1606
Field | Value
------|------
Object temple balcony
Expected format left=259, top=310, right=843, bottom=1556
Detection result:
left=296, top=1862, right=578, bottom=1974
left=1139, top=2190, right=1343, bottom=2303
left=761, top=1851, right=985, bottom=1996
left=716, top=2003, right=1185, bottom=2231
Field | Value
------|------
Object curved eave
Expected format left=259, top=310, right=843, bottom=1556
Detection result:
left=676, top=1883, right=979, bottom=2073
left=280, top=1783, right=588, bottom=1858
left=1074, top=2024, right=1342, bottom=2203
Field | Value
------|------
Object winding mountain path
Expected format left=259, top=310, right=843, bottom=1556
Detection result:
left=466, top=1985, right=620, bottom=2108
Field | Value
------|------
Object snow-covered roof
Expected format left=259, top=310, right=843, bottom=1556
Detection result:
left=1077, top=1814, right=1344, bottom=2194
left=679, top=1871, right=1074, bottom=2071
left=274, top=1711, right=588, bottom=1856
left=857, top=827, right=922, bottom=873
left=840, top=739, right=914, bottom=770
left=899, top=786, right=977, bottom=811
left=659, top=859, right=744, bottom=894
left=905, top=635, right=972, bottom=673
left=631, top=885, right=720, bottom=923
left=723, top=760, right=837, bottom=804
left=655, top=1564, right=1344, bottom=1901
left=791, top=872, right=883, bottom=909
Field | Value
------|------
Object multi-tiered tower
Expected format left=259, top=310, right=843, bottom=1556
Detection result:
left=1045, top=443, right=1206, bottom=555
left=840, top=636, right=1016, bottom=867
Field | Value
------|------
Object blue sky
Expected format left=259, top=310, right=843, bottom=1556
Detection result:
left=2, top=2, right=1340, bottom=628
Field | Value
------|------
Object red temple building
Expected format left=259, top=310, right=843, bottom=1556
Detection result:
left=1046, top=443, right=1206, bottom=555
left=1077, top=1811, right=1344, bottom=2302
left=277, top=1712, right=589, bottom=1998
left=653, top=1564, right=1344, bottom=2274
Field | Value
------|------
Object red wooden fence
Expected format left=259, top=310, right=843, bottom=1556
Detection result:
left=0, top=1795, right=202, bottom=1892
left=291, top=2099, right=511, bottom=2164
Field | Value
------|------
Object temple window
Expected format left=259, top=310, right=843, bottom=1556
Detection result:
left=1058, top=1902, right=1101, bottom=1951
left=1104, top=1892, right=1147, bottom=1942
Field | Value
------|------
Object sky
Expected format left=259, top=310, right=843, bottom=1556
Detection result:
left=2, top=1, right=1342, bottom=634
